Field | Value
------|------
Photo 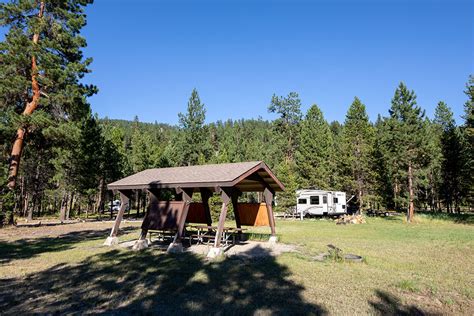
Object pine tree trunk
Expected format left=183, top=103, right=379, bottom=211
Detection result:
left=67, top=192, right=74, bottom=220
left=137, top=190, right=141, bottom=217
left=9, top=192, right=18, bottom=225
left=407, top=163, right=415, bottom=222
left=53, top=195, right=57, bottom=214
left=86, top=200, right=90, bottom=219
left=23, top=193, right=30, bottom=219
left=19, top=176, right=25, bottom=217
left=94, top=193, right=100, bottom=218
left=94, top=179, right=104, bottom=215
left=394, top=180, right=399, bottom=210
left=59, top=193, right=68, bottom=222
left=26, top=194, right=33, bottom=222
left=38, top=192, right=44, bottom=218
left=7, top=2, right=45, bottom=190
left=431, top=187, right=436, bottom=212
left=429, top=171, right=435, bottom=212
left=31, top=193, right=37, bottom=219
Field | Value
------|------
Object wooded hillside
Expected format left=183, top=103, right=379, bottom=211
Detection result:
left=1, top=82, right=473, bottom=224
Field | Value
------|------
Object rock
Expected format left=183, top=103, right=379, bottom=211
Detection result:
left=103, top=236, right=119, bottom=246
left=207, top=247, right=224, bottom=259
left=166, top=242, right=183, bottom=253
left=132, top=239, right=148, bottom=251
left=268, top=235, right=278, bottom=245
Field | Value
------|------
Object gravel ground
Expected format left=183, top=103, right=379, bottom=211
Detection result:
left=119, top=238, right=297, bottom=259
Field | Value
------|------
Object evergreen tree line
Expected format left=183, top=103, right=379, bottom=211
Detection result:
left=3, top=79, right=472, bottom=224
left=107, top=81, right=473, bottom=223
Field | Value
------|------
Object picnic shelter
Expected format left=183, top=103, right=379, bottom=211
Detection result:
left=104, top=161, right=285, bottom=258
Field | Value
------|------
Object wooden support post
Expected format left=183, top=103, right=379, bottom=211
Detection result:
left=137, top=188, right=161, bottom=241
left=175, top=187, right=192, bottom=242
left=104, top=190, right=132, bottom=246
left=167, top=187, right=192, bottom=253
left=263, top=187, right=277, bottom=237
left=231, top=190, right=242, bottom=238
left=213, top=188, right=230, bottom=248
left=200, top=188, right=213, bottom=226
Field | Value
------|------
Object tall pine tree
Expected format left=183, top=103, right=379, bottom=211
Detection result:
left=341, top=97, right=375, bottom=210
left=268, top=92, right=302, bottom=163
left=422, top=118, right=443, bottom=211
left=383, top=83, right=428, bottom=222
left=461, top=76, right=474, bottom=209
left=1, top=0, right=96, bottom=190
left=373, top=115, right=395, bottom=209
left=434, top=102, right=463, bottom=212
left=177, top=88, right=209, bottom=166
left=295, top=104, right=334, bottom=189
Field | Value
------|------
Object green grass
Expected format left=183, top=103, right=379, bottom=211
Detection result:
left=396, top=279, right=420, bottom=293
left=0, top=215, right=473, bottom=315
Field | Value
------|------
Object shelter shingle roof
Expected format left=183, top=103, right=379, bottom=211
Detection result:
left=108, top=161, right=284, bottom=192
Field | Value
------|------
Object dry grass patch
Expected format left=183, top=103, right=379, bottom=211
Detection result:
left=0, top=215, right=472, bottom=314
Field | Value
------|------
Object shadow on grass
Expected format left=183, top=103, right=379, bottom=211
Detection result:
left=15, top=220, right=82, bottom=228
left=369, top=290, right=440, bottom=316
left=377, top=216, right=402, bottom=222
left=0, top=247, right=326, bottom=315
left=0, top=227, right=136, bottom=264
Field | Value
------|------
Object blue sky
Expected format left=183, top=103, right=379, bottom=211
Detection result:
left=4, top=0, right=474, bottom=124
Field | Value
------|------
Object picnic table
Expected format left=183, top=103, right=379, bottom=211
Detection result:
left=147, top=228, right=177, bottom=242
left=187, top=224, right=247, bottom=246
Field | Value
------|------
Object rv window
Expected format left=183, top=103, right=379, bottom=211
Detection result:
left=298, top=198, right=307, bottom=204
left=333, top=197, right=338, bottom=204
left=310, top=196, right=319, bottom=205
left=323, top=196, right=327, bottom=204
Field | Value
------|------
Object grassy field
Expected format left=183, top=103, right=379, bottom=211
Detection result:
left=0, top=215, right=473, bottom=315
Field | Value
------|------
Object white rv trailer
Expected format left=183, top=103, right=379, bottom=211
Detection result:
left=296, top=189, right=347, bottom=216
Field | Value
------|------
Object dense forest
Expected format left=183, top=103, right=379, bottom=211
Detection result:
left=0, top=1, right=473, bottom=225
left=1, top=81, right=473, bottom=225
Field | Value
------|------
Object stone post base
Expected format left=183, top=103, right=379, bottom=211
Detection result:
left=132, top=239, right=149, bottom=251
left=268, top=235, right=278, bottom=245
left=103, top=236, right=119, bottom=246
left=167, top=242, right=184, bottom=254
left=207, top=247, right=223, bottom=259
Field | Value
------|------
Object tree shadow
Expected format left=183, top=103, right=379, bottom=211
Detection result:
left=377, top=216, right=404, bottom=222
left=16, top=221, right=83, bottom=228
left=369, top=290, right=440, bottom=316
left=0, top=246, right=326, bottom=315
left=0, top=227, right=136, bottom=264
